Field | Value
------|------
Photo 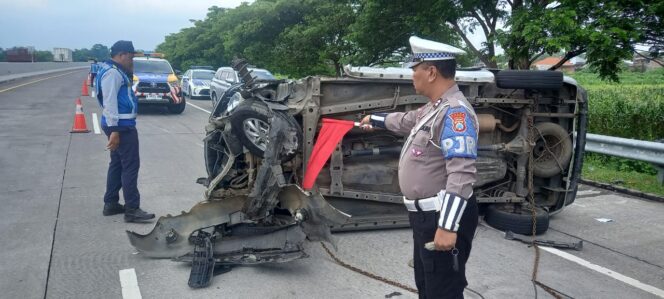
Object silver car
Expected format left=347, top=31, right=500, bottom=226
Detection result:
left=180, top=69, right=215, bottom=99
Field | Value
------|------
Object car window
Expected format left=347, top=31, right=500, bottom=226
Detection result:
left=192, top=71, right=214, bottom=80
left=133, top=59, right=174, bottom=74
left=224, top=72, right=236, bottom=83
left=251, top=70, right=275, bottom=80
left=215, top=70, right=223, bottom=80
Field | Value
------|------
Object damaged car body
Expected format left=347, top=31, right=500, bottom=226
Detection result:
left=127, top=59, right=587, bottom=286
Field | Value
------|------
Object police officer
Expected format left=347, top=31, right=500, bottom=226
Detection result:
left=96, top=40, right=155, bottom=222
left=89, top=59, right=98, bottom=87
left=361, top=36, right=479, bottom=298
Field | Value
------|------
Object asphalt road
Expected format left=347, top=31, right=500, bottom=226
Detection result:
left=0, top=71, right=663, bottom=299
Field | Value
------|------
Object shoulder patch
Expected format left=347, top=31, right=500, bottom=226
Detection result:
left=440, top=106, right=478, bottom=159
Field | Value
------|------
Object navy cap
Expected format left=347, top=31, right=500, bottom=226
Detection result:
left=110, top=40, right=136, bottom=56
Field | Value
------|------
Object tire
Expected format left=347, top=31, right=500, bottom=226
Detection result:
left=532, top=122, right=573, bottom=178
left=168, top=97, right=186, bottom=114
left=496, top=70, right=563, bottom=90
left=229, top=101, right=301, bottom=161
left=484, top=204, right=549, bottom=235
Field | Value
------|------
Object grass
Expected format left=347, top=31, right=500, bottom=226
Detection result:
left=582, top=157, right=664, bottom=197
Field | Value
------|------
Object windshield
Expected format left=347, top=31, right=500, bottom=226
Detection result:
left=192, top=71, right=215, bottom=80
left=250, top=69, right=275, bottom=80
left=134, top=59, right=173, bottom=74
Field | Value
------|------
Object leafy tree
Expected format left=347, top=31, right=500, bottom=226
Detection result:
left=156, top=0, right=663, bottom=80
left=33, top=50, right=53, bottom=62
left=272, top=0, right=356, bottom=76
left=499, top=0, right=664, bottom=81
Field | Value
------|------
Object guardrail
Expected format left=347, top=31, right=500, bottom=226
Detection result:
left=584, top=133, right=664, bottom=184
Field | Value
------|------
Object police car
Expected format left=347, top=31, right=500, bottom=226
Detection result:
left=132, top=54, right=185, bottom=114
left=181, top=68, right=215, bottom=99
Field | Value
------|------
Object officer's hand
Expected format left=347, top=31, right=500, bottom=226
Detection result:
left=359, top=115, right=374, bottom=131
left=433, top=228, right=457, bottom=251
left=107, top=132, right=120, bottom=151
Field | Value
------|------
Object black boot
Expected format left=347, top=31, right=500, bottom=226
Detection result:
left=103, top=203, right=125, bottom=216
left=124, top=207, right=155, bottom=223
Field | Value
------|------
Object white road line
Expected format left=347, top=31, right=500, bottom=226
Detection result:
left=91, top=113, right=101, bottom=134
left=186, top=101, right=211, bottom=114
left=119, top=268, right=143, bottom=299
left=197, top=143, right=204, bottom=148
left=540, top=246, right=664, bottom=298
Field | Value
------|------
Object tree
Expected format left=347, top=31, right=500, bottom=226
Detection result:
left=33, top=50, right=53, bottom=62
left=499, top=0, right=663, bottom=81
left=272, top=0, right=356, bottom=77
left=156, top=0, right=662, bottom=80
left=0, top=48, right=5, bottom=62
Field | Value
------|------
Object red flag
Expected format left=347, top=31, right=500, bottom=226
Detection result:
left=302, top=118, right=355, bottom=190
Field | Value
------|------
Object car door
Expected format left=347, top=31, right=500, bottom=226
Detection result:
left=210, top=69, right=224, bottom=100
left=181, top=70, right=191, bottom=95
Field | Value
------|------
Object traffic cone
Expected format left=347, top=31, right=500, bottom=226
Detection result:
left=71, top=98, right=90, bottom=133
left=81, top=79, right=89, bottom=96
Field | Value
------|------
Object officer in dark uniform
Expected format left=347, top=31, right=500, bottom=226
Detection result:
left=96, top=40, right=155, bottom=223
left=361, top=36, right=479, bottom=298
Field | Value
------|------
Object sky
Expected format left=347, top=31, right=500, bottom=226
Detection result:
left=0, top=0, right=249, bottom=51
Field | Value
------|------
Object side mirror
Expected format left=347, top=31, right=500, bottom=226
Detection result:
left=175, top=70, right=182, bottom=76
left=182, top=76, right=189, bottom=80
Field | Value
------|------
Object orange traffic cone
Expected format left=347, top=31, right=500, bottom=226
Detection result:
left=81, top=79, right=89, bottom=96
left=71, top=98, right=90, bottom=133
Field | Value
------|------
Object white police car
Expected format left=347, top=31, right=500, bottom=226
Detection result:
left=180, top=69, right=215, bottom=100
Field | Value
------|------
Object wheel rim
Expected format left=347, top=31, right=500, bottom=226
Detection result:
left=243, top=118, right=269, bottom=150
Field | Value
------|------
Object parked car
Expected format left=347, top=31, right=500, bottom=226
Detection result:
left=128, top=59, right=588, bottom=281
left=180, top=69, right=215, bottom=99
left=209, top=66, right=275, bottom=107
left=132, top=56, right=185, bottom=114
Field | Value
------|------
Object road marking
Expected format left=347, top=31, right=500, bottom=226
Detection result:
left=197, top=143, right=204, bottom=148
left=91, top=113, right=101, bottom=134
left=186, top=101, right=211, bottom=114
left=540, top=246, right=664, bottom=298
left=119, top=268, right=143, bottom=299
left=0, top=71, right=81, bottom=93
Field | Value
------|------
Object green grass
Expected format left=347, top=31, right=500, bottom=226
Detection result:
left=582, top=155, right=664, bottom=197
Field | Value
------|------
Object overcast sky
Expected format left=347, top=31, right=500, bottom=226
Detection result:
left=0, top=0, right=248, bottom=51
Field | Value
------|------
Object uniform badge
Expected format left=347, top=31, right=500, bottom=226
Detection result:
left=411, top=148, right=423, bottom=157
left=449, top=112, right=467, bottom=133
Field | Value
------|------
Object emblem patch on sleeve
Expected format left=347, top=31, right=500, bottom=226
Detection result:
left=449, top=112, right=467, bottom=133
left=440, top=106, right=478, bottom=159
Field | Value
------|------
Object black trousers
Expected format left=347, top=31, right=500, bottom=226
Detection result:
left=102, top=127, right=141, bottom=209
left=409, top=196, right=478, bottom=299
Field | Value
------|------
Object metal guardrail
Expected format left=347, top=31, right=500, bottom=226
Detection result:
left=584, top=133, right=664, bottom=184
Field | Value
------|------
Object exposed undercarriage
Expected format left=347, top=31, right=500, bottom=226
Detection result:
left=127, top=60, right=587, bottom=287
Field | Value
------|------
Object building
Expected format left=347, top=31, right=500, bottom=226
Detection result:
left=53, top=48, right=73, bottom=62
left=632, top=52, right=663, bottom=72
left=532, top=57, right=575, bottom=73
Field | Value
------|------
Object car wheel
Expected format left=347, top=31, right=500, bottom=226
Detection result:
left=229, top=101, right=300, bottom=162
left=168, top=97, right=186, bottom=114
left=496, top=70, right=563, bottom=90
left=484, top=204, right=549, bottom=235
left=532, top=122, right=573, bottom=178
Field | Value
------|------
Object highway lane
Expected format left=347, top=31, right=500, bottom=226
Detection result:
left=0, top=72, right=662, bottom=298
